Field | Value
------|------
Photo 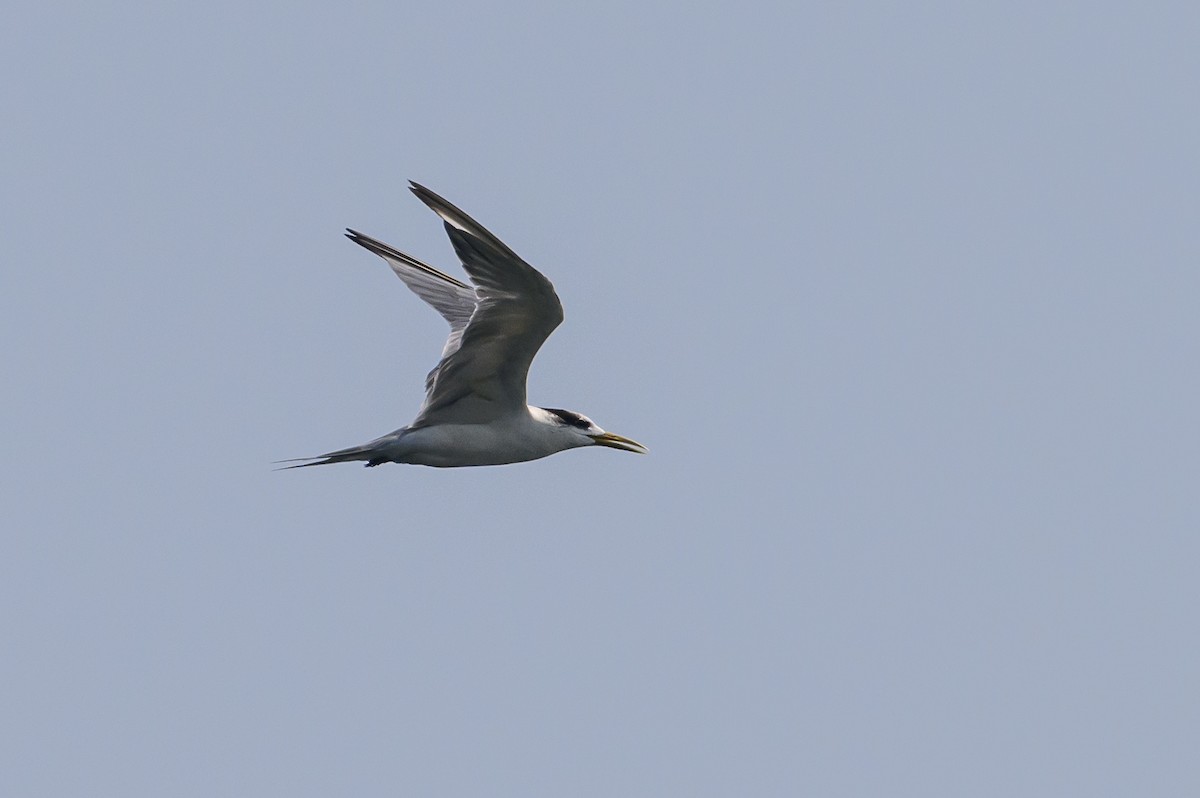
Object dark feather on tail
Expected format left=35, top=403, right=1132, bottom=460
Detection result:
left=274, top=444, right=381, bottom=470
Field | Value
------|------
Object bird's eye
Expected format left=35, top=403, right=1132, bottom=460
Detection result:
left=546, top=408, right=592, bottom=429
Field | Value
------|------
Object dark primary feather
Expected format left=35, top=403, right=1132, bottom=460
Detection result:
left=343, top=228, right=474, bottom=331
left=405, top=182, right=565, bottom=426
left=345, top=228, right=471, bottom=291
left=344, top=227, right=477, bottom=394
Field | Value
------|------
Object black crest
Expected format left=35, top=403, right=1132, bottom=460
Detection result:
left=543, top=408, right=591, bottom=429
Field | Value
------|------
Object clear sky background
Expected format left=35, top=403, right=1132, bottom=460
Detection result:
left=2, top=2, right=1197, bottom=796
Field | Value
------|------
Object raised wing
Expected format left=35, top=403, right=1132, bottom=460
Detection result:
left=406, top=181, right=564, bottom=425
left=345, top=229, right=476, bottom=361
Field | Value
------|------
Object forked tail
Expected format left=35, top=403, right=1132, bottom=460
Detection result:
left=274, top=443, right=387, bottom=470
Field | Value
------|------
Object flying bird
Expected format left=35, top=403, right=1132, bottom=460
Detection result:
left=281, top=182, right=646, bottom=469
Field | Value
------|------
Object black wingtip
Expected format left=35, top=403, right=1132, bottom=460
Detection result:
left=408, top=182, right=464, bottom=215
left=405, top=182, right=532, bottom=272
left=408, top=181, right=441, bottom=206
left=344, top=228, right=390, bottom=259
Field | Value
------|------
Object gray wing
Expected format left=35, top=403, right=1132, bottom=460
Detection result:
left=345, top=228, right=478, bottom=390
left=405, top=181, right=564, bottom=425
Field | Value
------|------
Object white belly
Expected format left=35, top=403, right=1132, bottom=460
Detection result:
left=386, top=422, right=571, bottom=467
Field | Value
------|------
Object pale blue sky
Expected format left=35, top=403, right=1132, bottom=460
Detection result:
left=3, top=2, right=1197, bottom=796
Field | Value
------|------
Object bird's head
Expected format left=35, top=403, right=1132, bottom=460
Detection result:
left=538, top=407, right=648, bottom=454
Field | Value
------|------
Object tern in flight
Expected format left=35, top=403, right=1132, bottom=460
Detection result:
left=281, top=182, right=647, bottom=469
